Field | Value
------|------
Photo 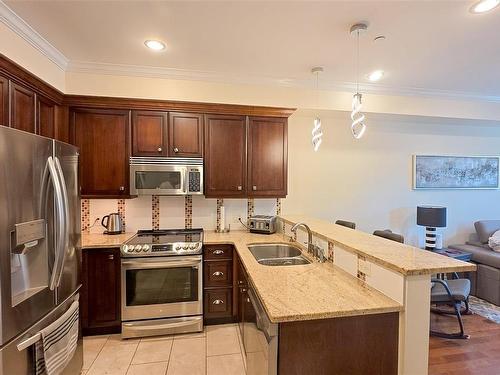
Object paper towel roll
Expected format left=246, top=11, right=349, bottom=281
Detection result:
left=220, top=206, right=225, bottom=231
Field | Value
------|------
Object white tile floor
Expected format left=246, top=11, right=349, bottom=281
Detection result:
left=82, top=324, right=245, bottom=375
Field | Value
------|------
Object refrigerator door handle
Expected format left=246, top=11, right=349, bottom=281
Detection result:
left=54, top=157, right=70, bottom=288
left=47, top=157, right=66, bottom=291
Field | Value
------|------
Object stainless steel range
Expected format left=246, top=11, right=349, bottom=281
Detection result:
left=120, top=228, right=203, bottom=339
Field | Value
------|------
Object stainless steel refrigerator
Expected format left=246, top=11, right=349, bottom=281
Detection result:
left=0, top=126, right=82, bottom=374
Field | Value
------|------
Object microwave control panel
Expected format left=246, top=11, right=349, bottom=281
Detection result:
left=188, top=169, right=202, bottom=193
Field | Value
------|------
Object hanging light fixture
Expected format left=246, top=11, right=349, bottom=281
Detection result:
left=311, top=67, right=323, bottom=152
left=350, top=23, right=368, bottom=139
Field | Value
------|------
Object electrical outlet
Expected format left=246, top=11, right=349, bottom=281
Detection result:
left=358, top=259, right=372, bottom=277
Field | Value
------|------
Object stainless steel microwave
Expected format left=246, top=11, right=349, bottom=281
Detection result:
left=130, top=157, right=203, bottom=195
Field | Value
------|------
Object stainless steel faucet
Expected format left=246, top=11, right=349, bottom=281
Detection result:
left=291, top=222, right=326, bottom=262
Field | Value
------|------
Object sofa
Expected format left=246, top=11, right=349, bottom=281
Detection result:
left=449, top=220, right=500, bottom=306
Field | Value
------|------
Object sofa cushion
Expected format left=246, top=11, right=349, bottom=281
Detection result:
left=466, top=240, right=492, bottom=250
left=475, top=220, right=500, bottom=244
left=449, top=244, right=500, bottom=269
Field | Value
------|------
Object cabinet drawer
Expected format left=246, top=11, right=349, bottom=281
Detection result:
left=204, top=260, right=232, bottom=287
left=204, top=245, right=233, bottom=260
left=204, top=288, right=232, bottom=318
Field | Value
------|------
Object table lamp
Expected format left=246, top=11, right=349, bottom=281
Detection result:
left=417, top=205, right=447, bottom=250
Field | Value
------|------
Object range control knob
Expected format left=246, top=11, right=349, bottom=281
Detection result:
left=143, top=245, right=150, bottom=252
left=189, top=244, right=196, bottom=250
left=122, top=245, right=129, bottom=253
left=135, top=246, right=142, bottom=252
left=175, top=245, right=181, bottom=251
left=182, top=245, right=189, bottom=250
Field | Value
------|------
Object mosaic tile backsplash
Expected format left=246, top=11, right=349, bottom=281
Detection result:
left=82, top=196, right=281, bottom=233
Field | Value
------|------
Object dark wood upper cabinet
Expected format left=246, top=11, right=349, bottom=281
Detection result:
left=168, top=112, right=203, bottom=157
left=10, top=82, right=35, bottom=134
left=248, top=116, right=288, bottom=197
left=204, top=114, right=247, bottom=198
left=0, top=75, right=8, bottom=127
left=37, top=96, right=55, bottom=138
left=132, top=110, right=168, bottom=156
left=70, top=108, right=130, bottom=197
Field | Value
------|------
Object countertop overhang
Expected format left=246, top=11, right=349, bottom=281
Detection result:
left=280, top=215, right=477, bottom=276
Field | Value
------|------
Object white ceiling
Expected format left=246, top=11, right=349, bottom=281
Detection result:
left=4, top=0, right=500, bottom=100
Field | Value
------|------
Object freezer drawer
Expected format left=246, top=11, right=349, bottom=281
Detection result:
left=0, top=292, right=82, bottom=375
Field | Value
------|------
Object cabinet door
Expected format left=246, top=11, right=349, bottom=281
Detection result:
left=204, top=260, right=233, bottom=288
left=10, top=82, right=35, bottom=133
left=204, top=288, right=233, bottom=319
left=82, top=248, right=121, bottom=335
left=132, top=110, right=168, bottom=156
left=168, top=112, right=203, bottom=157
left=71, top=108, right=130, bottom=197
left=204, top=114, right=247, bottom=198
left=248, top=117, right=287, bottom=197
left=0, top=75, right=8, bottom=127
left=37, top=96, right=55, bottom=138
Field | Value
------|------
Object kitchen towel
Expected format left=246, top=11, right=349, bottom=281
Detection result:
left=35, top=300, right=79, bottom=375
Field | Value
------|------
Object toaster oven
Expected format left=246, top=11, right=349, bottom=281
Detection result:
left=248, top=215, right=277, bottom=234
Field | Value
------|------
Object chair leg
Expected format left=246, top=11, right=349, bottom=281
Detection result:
left=463, top=298, right=472, bottom=315
left=430, top=302, right=470, bottom=340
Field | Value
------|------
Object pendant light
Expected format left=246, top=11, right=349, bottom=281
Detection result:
left=311, top=67, right=323, bottom=152
left=350, top=23, right=368, bottom=139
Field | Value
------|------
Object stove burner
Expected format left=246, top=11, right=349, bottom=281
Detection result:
left=121, top=228, right=203, bottom=257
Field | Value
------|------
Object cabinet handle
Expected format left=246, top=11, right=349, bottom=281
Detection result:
left=119, top=186, right=125, bottom=191
left=252, top=185, right=257, bottom=191
left=173, top=147, right=179, bottom=153
left=157, top=147, right=162, bottom=152
left=238, top=280, right=244, bottom=285
left=212, top=299, right=224, bottom=305
left=213, top=250, right=224, bottom=255
left=240, top=288, right=247, bottom=293
left=213, top=271, right=224, bottom=276
left=108, top=254, right=114, bottom=260
left=237, top=186, right=242, bottom=191
left=246, top=298, right=250, bottom=303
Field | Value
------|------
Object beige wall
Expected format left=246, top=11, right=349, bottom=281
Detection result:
left=65, top=70, right=500, bottom=121
left=2, top=24, right=499, bottom=246
left=284, top=110, right=500, bottom=246
left=0, top=22, right=65, bottom=91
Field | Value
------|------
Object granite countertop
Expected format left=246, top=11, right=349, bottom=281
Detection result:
left=204, top=231, right=402, bottom=323
left=81, top=232, right=135, bottom=248
left=79, top=229, right=402, bottom=323
left=280, top=215, right=477, bottom=276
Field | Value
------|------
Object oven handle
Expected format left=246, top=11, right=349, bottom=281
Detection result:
left=122, top=318, right=201, bottom=331
left=121, top=258, right=201, bottom=269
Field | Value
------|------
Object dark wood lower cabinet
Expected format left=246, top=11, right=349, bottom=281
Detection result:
left=82, top=248, right=121, bottom=336
left=203, top=245, right=236, bottom=325
left=278, top=313, right=399, bottom=375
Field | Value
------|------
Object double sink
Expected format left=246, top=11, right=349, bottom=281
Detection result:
left=248, top=243, right=311, bottom=266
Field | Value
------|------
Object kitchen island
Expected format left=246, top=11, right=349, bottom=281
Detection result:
left=82, top=218, right=474, bottom=375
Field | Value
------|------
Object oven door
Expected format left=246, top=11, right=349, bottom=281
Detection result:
left=130, top=164, right=186, bottom=195
left=121, top=256, right=202, bottom=321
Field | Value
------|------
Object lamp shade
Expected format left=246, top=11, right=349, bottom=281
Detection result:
left=417, top=206, right=447, bottom=228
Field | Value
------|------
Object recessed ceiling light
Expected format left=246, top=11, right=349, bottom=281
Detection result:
left=367, top=70, right=384, bottom=82
left=144, top=40, right=166, bottom=51
left=470, top=0, right=500, bottom=13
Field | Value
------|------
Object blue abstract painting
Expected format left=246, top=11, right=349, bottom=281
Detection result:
left=413, top=155, right=499, bottom=189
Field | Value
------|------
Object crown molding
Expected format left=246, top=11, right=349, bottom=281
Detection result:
left=2, top=2, right=498, bottom=105
left=68, top=60, right=500, bottom=104
left=0, top=1, right=68, bottom=70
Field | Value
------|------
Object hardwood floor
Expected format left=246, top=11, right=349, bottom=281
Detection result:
left=429, top=313, right=500, bottom=375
